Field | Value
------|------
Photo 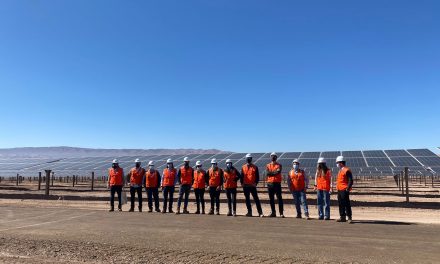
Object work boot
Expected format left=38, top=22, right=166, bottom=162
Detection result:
left=195, top=210, right=200, bottom=214
left=227, top=211, right=232, bottom=216
left=109, top=207, right=114, bottom=212
left=176, top=207, right=181, bottom=215
left=168, top=208, right=174, bottom=214
left=208, top=208, right=214, bottom=215
left=183, top=208, right=190, bottom=214
left=296, top=214, right=302, bottom=219
left=259, top=213, right=264, bottom=218
left=138, top=207, right=142, bottom=212
left=162, top=206, right=167, bottom=213
left=245, top=212, right=252, bottom=217
left=233, top=211, right=237, bottom=217
left=148, top=207, right=153, bottom=213
left=268, top=212, right=276, bottom=218
left=129, top=207, right=134, bottom=212
left=201, top=205, right=205, bottom=214
left=155, top=208, right=161, bottom=213
left=336, top=217, right=347, bottom=222
left=280, top=214, right=285, bottom=218
left=118, top=205, right=122, bottom=212
left=305, top=214, right=310, bottom=220
left=348, top=217, right=353, bottom=224
left=216, top=209, right=220, bottom=215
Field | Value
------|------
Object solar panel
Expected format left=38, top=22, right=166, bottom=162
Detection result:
left=297, top=158, right=318, bottom=167
left=300, top=152, right=320, bottom=159
left=407, top=149, right=437, bottom=157
left=384, top=150, right=411, bottom=157
left=226, top=153, right=246, bottom=159
left=365, top=157, right=393, bottom=167
left=345, top=157, right=367, bottom=167
left=363, top=150, right=387, bottom=158
left=342, top=151, right=363, bottom=158
left=389, top=157, right=422, bottom=167
left=320, top=151, right=341, bottom=159
left=415, top=156, right=440, bottom=167
left=280, top=152, right=301, bottom=159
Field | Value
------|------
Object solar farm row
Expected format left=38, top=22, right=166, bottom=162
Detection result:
left=1, top=149, right=439, bottom=177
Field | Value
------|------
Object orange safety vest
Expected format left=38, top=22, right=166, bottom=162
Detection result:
left=179, top=166, right=193, bottom=185
left=162, top=168, right=177, bottom=187
left=316, top=170, right=331, bottom=191
left=145, top=170, right=159, bottom=188
left=108, top=168, right=124, bottom=186
left=266, top=162, right=282, bottom=183
left=337, top=167, right=352, bottom=191
left=193, top=170, right=206, bottom=189
left=288, top=169, right=306, bottom=192
left=208, top=168, right=222, bottom=187
left=130, top=167, right=145, bottom=185
left=223, top=169, right=238, bottom=189
left=242, top=164, right=257, bottom=185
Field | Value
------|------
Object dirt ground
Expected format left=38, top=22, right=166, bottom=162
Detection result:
left=0, top=177, right=439, bottom=263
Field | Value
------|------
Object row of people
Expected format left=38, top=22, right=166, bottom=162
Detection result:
left=108, top=153, right=354, bottom=222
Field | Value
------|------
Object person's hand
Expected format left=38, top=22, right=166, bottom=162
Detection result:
left=329, top=190, right=332, bottom=195
left=345, top=188, right=350, bottom=192
left=216, top=186, right=221, bottom=191
left=107, top=183, right=110, bottom=189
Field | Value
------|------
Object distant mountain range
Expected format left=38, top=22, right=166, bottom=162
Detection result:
left=0, top=147, right=229, bottom=158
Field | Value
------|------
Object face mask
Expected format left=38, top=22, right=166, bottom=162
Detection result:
left=271, top=157, right=277, bottom=162
left=293, top=164, right=299, bottom=170
left=168, top=164, right=173, bottom=169
left=212, top=164, right=217, bottom=169
left=227, top=163, right=232, bottom=169
left=136, top=163, right=140, bottom=168
left=184, top=162, right=189, bottom=167
left=149, top=166, right=154, bottom=171
left=196, top=166, right=201, bottom=171
left=336, top=163, right=342, bottom=168
left=246, top=158, right=252, bottom=164
left=112, top=164, right=118, bottom=169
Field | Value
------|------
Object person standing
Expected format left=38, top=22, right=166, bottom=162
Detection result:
left=314, top=158, right=332, bottom=220
left=176, top=157, right=194, bottom=214
left=265, top=152, right=284, bottom=218
left=336, top=156, right=354, bottom=223
left=207, top=159, right=223, bottom=215
left=288, top=159, right=310, bottom=219
left=108, top=159, right=124, bottom=212
left=128, top=158, right=145, bottom=212
left=161, top=159, right=177, bottom=213
left=241, top=154, right=264, bottom=217
left=223, top=159, right=240, bottom=216
left=193, top=161, right=208, bottom=214
left=144, top=161, right=161, bottom=213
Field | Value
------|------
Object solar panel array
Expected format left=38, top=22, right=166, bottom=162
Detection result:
left=1, top=149, right=440, bottom=177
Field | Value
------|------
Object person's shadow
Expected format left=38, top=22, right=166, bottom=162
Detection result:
left=350, top=220, right=414, bottom=225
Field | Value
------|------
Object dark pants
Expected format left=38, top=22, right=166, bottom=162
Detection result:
left=194, top=188, right=205, bottom=212
left=225, top=188, right=237, bottom=213
left=267, top=183, right=284, bottom=214
left=209, top=187, right=221, bottom=211
left=338, top=190, right=352, bottom=219
left=110, top=185, right=122, bottom=209
left=177, top=184, right=191, bottom=210
left=146, top=187, right=160, bottom=210
left=162, top=186, right=175, bottom=212
left=243, top=185, right=263, bottom=215
left=130, top=186, right=142, bottom=210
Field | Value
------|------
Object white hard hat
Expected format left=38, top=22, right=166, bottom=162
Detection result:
left=135, top=158, right=141, bottom=163
left=317, top=157, right=326, bottom=164
left=336, top=156, right=345, bottom=163
left=183, top=157, right=190, bottom=162
left=246, top=153, right=252, bottom=158
left=211, top=158, right=217, bottom=164
left=226, top=159, right=232, bottom=164
left=270, top=152, right=277, bottom=156
left=112, top=159, right=119, bottom=164
left=166, top=159, right=173, bottom=164
left=148, top=161, right=154, bottom=166
left=196, top=161, right=202, bottom=166
left=292, top=159, right=300, bottom=164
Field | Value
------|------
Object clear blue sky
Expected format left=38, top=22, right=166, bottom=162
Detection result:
left=0, top=0, right=439, bottom=153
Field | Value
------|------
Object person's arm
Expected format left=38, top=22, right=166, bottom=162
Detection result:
left=156, top=171, right=161, bottom=188
left=347, top=170, right=353, bottom=190
left=240, top=167, right=244, bottom=185
left=235, top=168, right=241, bottom=182
left=265, top=165, right=272, bottom=176
left=160, top=170, right=164, bottom=187
left=174, top=170, right=179, bottom=185
left=255, top=166, right=260, bottom=185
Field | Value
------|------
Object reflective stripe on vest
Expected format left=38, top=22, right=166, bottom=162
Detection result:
left=180, top=166, right=193, bottom=185
left=130, top=167, right=145, bottom=185
left=109, top=168, right=124, bottom=186
left=337, top=167, right=352, bottom=191
left=223, top=169, right=238, bottom=189
left=242, top=164, right=257, bottom=185
left=289, top=169, right=305, bottom=191
left=266, top=162, right=282, bottom=183
left=193, top=170, right=206, bottom=189
left=208, top=168, right=221, bottom=187
left=162, top=168, right=177, bottom=187
left=317, top=170, right=331, bottom=191
left=145, top=170, right=158, bottom=188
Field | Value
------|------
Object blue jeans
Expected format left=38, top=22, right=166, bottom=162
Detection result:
left=317, top=190, right=330, bottom=219
left=177, top=184, right=191, bottom=209
left=292, top=190, right=309, bottom=216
